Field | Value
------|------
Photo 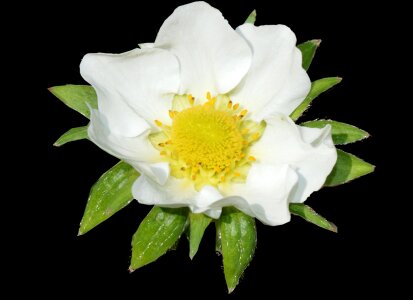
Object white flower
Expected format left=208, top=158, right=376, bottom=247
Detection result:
left=80, top=1, right=337, bottom=226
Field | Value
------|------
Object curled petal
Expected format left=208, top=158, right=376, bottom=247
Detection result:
left=88, top=110, right=169, bottom=185
left=80, top=48, right=180, bottom=135
left=216, top=164, right=298, bottom=225
left=133, top=175, right=223, bottom=214
left=154, top=1, right=251, bottom=98
left=250, top=114, right=337, bottom=203
left=231, top=24, right=311, bottom=121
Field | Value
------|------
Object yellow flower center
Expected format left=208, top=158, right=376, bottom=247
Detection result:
left=171, top=105, right=243, bottom=171
left=149, top=93, right=265, bottom=190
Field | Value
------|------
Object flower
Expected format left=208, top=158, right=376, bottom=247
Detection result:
left=80, top=1, right=337, bottom=226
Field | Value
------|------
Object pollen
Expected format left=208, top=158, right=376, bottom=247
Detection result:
left=149, top=93, right=265, bottom=190
left=171, top=105, right=243, bottom=170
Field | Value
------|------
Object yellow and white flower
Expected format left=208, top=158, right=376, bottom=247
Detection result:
left=80, top=1, right=337, bottom=225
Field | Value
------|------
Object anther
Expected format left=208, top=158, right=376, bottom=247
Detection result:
left=239, top=109, right=248, bottom=118
left=252, top=133, right=260, bottom=140
left=155, top=120, right=163, bottom=127
left=188, top=94, right=195, bottom=105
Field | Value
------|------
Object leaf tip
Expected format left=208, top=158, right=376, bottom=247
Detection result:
left=128, top=267, right=136, bottom=274
left=48, top=86, right=57, bottom=96
left=336, top=76, right=343, bottom=82
left=312, top=39, right=322, bottom=47
left=228, top=287, right=235, bottom=294
left=330, top=223, right=338, bottom=233
left=77, top=229, right=84, bottom=236
left=53, top=142, right=60, bottom=147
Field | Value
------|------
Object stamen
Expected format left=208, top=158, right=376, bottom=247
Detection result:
left=169, top=110, right=175, bottom=119
left=155, top=120, right=163, bottom=127
left=252, top=133, right=260, bottom=140
left=152, top=93, right=263, bottom=190
left=239, top=109, right=248, bottom=118
left=188, top=94, right=195, bottom=105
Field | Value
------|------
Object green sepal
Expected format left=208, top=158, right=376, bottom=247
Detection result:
left=217, top=207, right=256, bottom=293
left=244, top=9, right=256, bottom=24
left=54, top=126, right=88, bottom=147
left=301, top=120, right=369, bottom=145
left=189, top=213, right=212, bottom=259
left=290, top=77, right=342, bottom=121
left=49, top=85, right=97, bottom=118
left=79, top=161, right=139, bottom=235
left=290, top=203, right=337, bottom=232
left=325, top=149, right=374, bottom=186
left=297, top=39, right=321, bottom=70
left=130, top=207, right=188, bottom=271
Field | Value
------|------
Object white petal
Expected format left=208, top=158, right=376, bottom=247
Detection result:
left=250, top=114, right=337, bottom=203
left=231, top=24, right=311, bottom=121
left=80, top=48, right=180, bottom=135
left=216, top=164, right=298, bottom=225
left=88, top=110, right=169, bottom=185
left=133, top=176, right=190, bottom=207
left=132, top=161, right=297, bottom=225
left=133, top=175, right=223, bottom=215
left=138, top=43, right=154, bottom=49
left=154, top=1, right=251, bottom=98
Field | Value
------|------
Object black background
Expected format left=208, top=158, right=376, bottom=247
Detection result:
left=18, top=0, right=397, bottom=297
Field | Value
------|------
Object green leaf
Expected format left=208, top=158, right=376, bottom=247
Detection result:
left=290, top=77, right=342, bottom=121
left=189, top=213, right=212, bottom=259
left=79, top=161, right=139, bottom=235
left=217, top=207, right=256, bottom=293
left=130, top=207, right=188, bottom=271
left=53, top=126, right=88, bottom=147
left=325, top=149, right=374, bottom=186
left=290, top=203, right=337, bottom=232
left=49, top=85, right=97, bottom=119
left=244, top=9, right=256, bottom=24
left=301, top=120, right=369, bottom=145
left=297, top=39, right=321, bottom=71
